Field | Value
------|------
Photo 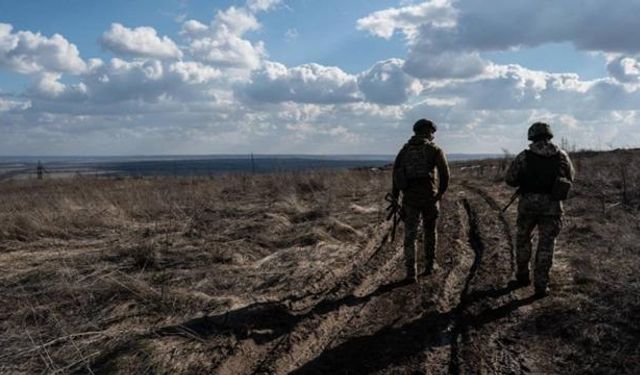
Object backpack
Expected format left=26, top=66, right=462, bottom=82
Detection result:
left=393, top=142, right=435, bottom=192
left=403, top=143, right=435, bottom=179
left=521, top=150, right=572, bottom=200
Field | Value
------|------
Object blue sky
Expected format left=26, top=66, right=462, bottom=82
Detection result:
left=1, top=0, right=639, bottom=155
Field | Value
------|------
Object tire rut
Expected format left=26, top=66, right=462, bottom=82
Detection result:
left=80, top=184, right=536, bottom=374
left=445, top=184, right=534, bottom=374
left=214, top=221, right=406, bottom=374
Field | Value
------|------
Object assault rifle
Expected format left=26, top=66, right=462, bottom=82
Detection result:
left=502, top=188, right=521, bottom=212
left=384, top=193, right=403, bottom=242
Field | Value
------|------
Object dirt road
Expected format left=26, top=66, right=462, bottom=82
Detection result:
left=79, top=180, right=555, bottom=374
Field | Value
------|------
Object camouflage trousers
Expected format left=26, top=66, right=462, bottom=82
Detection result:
left=403, top=203, right=438, bottom=278
left=515, top=214, right=562, bottom=289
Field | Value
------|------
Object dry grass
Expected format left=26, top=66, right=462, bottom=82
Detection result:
left=2, top=150, right=640, bottom=373
left=0, top=170, right=388, bottom=373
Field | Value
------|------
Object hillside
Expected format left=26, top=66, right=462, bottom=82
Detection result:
left=1, top=149, right=639, bottom=374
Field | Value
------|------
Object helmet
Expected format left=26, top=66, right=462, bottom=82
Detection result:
left=527, top=122, right=553, bottom=141
left=413, top=119, right=437, bottom=134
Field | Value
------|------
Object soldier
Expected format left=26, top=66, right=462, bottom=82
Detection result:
left=505, top=122, right=575, bottom=297
left=392, top=119, right=450, bottom=283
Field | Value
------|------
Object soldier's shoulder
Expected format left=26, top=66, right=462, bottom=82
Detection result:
left=558, top=149, right=572, bottom=160
left=514, top=150, right=527, bottom=161
left=426, top=141, right=444, bottom=154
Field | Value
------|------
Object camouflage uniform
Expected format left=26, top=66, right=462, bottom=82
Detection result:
left=505, top=140, right=575, bottom=292
left=393, top=134, right=450, bottom=279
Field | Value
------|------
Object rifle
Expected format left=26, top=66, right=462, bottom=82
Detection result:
left=384, top=193, right=403, bottom=242
left=502, top=189, right=521, bottom=212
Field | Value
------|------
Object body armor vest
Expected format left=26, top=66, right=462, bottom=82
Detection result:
left=521, top=151, right=560, bottom=194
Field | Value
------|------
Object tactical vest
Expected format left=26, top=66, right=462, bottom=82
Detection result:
left=403, top=143, right=436, bottom=179
left=520, top=151, right=560, bottom=194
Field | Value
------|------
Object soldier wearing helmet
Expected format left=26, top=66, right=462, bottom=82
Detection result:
left=505, top=122, right=575, bottom=297
left=392, top=119, right=450, bottom=283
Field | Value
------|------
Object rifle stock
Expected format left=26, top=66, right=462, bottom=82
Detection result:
left=502, top=189, right=520, bottom=212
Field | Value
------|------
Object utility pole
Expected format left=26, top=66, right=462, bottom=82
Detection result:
left=37, top=160, right=45, bottom=180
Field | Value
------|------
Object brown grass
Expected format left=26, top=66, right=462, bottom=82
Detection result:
left=0, top=170, right=387, bottom=373
left=2, top=150, right=640, bottom=373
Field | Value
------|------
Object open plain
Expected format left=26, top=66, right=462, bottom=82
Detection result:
left=1, top=150, right=639, bottom=374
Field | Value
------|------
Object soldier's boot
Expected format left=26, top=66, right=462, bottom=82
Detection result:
left=515, top=271, right=531, bottom=286
left=533, top=266, right=551, bottom=297
left=534, top=284, right=550, bottom=298
left=404, top=270, right=418, bottom=284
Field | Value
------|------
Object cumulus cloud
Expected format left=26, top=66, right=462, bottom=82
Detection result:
left=360, top=0, right=640, bottom=54
left=0, top=23, right=86, bottom=74
left=358, top=59, right=422, bottom=105
left=180, top=20, right=209, bottom=39
left=448, top=0, right=640, bottom=53
left=182, top=6, right=269, bottom=70
left=0, top=95, right=31, bottom=112
left=247, top=0, right=282, bottom=13
left=240, top=61, right=361, bottom=104
left=357, top=0, right=456, bottom=40
left=5, top=1, right=640, bottom=155
left=358, top=0, right=640, bottom=80
left=188, top=31, right=265, bottom=70
left=404, top=50, right=488, bottom=80
left=100, top=23, right=183, bottom=59
left=607, top=55, right=640, bottom=83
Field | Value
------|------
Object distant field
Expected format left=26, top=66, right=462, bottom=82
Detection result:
left=0, top=153, right=500, bottom=181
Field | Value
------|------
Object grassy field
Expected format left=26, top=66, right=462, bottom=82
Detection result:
left=1, top=149, right=639, bottom=374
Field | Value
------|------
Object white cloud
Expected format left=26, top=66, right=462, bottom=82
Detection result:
left=357, top=0, right=456, bottom=40
left=183, top=6, right=268, bottom=70
left=213, top=6, right=261, bottom=36
left=188, top=31, right=265, bottom=69
left=359, top=0, right=640, bottom=80
left=358, top=59, right=421, bottom=105
left=100, top=23, right=183, bottom=59
left=285, top=28, right=299, bottom=41
left=181, top=20, right=209, bottom=39
left=0, top=23, right=86, bottom=74
left=169, top=61, right=221, bottom=84
left=5, top=1, right=640, bottom=155
left=34, top=72, right=68, bottom=97
left=405, top=50, right=488, bottom=80
left=0, top=95, right=31, bottom=112
left=247, top=0, right=282, bottom=13
left=607, top=55, right=640, bottom=83
left=240, top=61, right=361, bottom=104
left=360, top=0, right=640, bottom=54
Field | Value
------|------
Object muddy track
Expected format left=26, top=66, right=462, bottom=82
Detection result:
left=81, top=183, right=542, bottom=374
left=82, top=219, right=404, bottom=374
left=215, top=222, right=407, bottom=374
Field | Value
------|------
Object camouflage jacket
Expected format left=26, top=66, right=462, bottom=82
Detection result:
left=505, top=140, right=575, bottom=215
left=392, top=135, right=450, bottom=207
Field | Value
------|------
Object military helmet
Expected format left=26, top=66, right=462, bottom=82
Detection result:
left=413, top=119, right=437, bottom=134
left=527, top=122, right=553, bottom=141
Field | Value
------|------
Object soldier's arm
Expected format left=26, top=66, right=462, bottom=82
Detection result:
left=391, top=148, right=404, bottom=199
left=435, top=149, right=450, bottom=199
left=505, top=152, right=525, bottom=187
left=559, top=150, right=575, bottom=181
